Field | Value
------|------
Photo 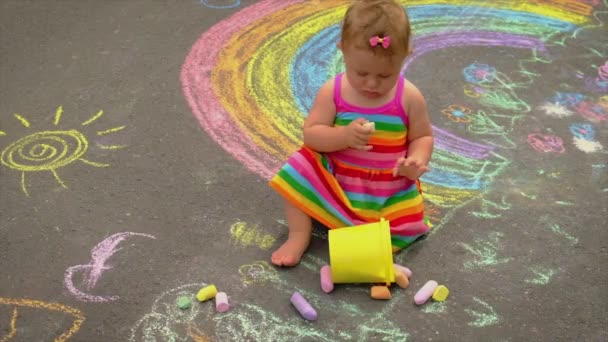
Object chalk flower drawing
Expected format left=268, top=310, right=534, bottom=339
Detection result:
left=573, top=137, right=603, bottom=153
left=551, top=92, right=585, bottom=107
left=0, top=106, right=126, bottom=196
left=538, top=102, right=573, bottom=118
left=239, top=261, right=279, bottom=285
left=586, top=62, right=608, bottom=92
left=570, top=123, right=604, bottom=153
left=599, top=95, right=608, bottom=110
left=464, top=84, right=486, bottom=98
left=575, top=100, right=607, bottom=122
left=598, top=61, right=608, bottom=80
left=592, top=77, right=608, bottom=90
left=463, top=63, right=497, bottom=84
left=442, top=104, right=473, bottom=123
left=527, top=133, right=566, bottom=153
left=570, top=123, right=595, bottom=140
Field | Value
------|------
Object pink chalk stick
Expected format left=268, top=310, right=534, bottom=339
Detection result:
left=320, top=265, right=334, bottom=293
left=290, top=292, right=317, bottom=321
left=215, top=292, right=229, bottom=313
left=394, top=264, right=412, bottom=278
left=414, top=280, right=438, bottom=305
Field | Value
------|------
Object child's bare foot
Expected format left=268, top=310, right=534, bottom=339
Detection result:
left=271, top=231, right=311, bottom=266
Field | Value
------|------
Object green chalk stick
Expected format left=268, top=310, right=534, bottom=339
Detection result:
left=177, top=296, right=192, bottom=309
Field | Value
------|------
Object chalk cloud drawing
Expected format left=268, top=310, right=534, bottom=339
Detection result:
left=64, top=232, right=156, bottom=302
left=0, top=106, right=126, bottom=196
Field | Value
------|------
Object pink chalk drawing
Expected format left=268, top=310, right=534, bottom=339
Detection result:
left=527, top=134, right=566, bottom=153
left=598, top=61, right=608, bottom=81
left=575, top=100, right=607, bottom=122
left=64, top=232, right=156, bottom=302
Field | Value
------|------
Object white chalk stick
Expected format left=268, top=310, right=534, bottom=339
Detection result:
left=320, top=265, right=334, bottom=293
left=215, top=292, right=230, bottom=313
left=414, top=280, right=438, bottom=305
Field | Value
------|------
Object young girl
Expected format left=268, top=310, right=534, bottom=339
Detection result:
left=270, top=0, right=433, bottom=266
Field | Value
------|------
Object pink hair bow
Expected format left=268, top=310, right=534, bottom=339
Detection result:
left=369, top=35, right=391, bottom=49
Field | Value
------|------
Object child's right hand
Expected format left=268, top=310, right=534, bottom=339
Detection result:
left=392, top=156, right=430, bottom=179
left=343, top=118, right=374, bottom=150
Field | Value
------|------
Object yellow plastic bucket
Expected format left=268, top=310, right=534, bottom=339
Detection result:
left=328, top=218, right=395, bottom=285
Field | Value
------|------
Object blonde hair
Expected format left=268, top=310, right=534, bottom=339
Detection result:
left=340, top=0, right=412, bottom=58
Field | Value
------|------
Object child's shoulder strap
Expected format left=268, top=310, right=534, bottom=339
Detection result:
left=333, top=73, right=344, bottom=106
left=393, top=75, right=408, bottom=124
left=393, top=75, right=405, bottom=106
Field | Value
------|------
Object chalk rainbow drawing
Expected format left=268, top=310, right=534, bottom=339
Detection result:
left=64, top=232, right=156, bottom=302
left=0, top=297, right=85, bottom=342
left=0, top=106, right=127, bottom=196
left=181, top=0, right=606, bottom=229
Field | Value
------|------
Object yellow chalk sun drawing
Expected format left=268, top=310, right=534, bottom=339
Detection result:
left=0, top=106, right=126, bottom=196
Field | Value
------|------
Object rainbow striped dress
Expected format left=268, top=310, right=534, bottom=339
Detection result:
left=270, top=73, right=430, bottom=250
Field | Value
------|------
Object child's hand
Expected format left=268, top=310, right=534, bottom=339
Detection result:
left=344, top=118, right=374, bottom=150
left=392, top=156, right=430, bottom=179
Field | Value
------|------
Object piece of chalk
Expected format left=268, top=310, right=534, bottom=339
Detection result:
left=394, top=264, right=412, bottom=278
left=414, top=280, right=438, bottom=305
left=363, top=121, right=375, bottom=132
left=432, top=285, right=449, bottom=302
left=196, top=285, right=218, bottom=302
left=370, top=285, right=392, bottom=300
left=320, top=265, right=334, bottom=293
left=394, top=271, right=410, bottom=289
left=290, top=291, right=317, bottom=321
left=176, top=296, right=192, bottom=309
left=215, top=292, right=230, bottom=312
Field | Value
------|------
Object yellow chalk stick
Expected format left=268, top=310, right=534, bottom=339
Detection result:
left=432, top=285, right=449, bottom=302
left=395, top=271, right=410, bottom=289
left=370, top=285, right=392, bottom=300
left=196, top=285, right=218, bottom=302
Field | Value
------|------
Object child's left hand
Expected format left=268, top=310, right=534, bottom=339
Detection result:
left=392, top=156, right=430, bottom=180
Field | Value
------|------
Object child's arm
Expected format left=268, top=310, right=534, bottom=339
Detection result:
left=303, top=80, right=372, bottom=152
left=393, top=81, right=434, bottom=179
left=404, top=81, right=434, bottom=164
